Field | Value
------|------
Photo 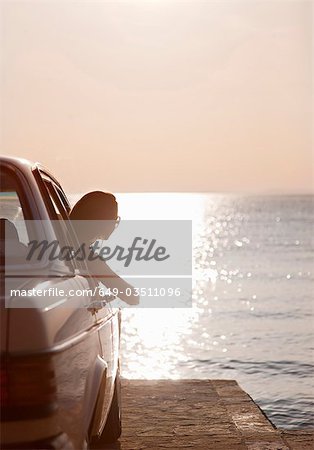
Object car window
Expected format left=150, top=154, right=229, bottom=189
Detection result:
left=0, top=172, right=29, bottom=245
left=43, top=180, right=68, bottom=220
left=39, top=175, right=97, bottom=281
left=46, top=182, right=92, bottom=276
left=0, top=166, right=77, bottom=278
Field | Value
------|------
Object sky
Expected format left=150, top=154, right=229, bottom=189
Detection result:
left=1, top=1, right=313, bottom=193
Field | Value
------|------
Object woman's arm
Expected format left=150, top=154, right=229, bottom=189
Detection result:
left=89, top=259, right=140, bottom=305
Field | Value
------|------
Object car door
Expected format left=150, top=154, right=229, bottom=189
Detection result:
left=37, top=170, right=116, bottom=435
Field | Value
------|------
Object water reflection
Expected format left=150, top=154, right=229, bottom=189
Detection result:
left=118, top=194, right=314, bottom=428
left=121, top=308, right=199, bottom=379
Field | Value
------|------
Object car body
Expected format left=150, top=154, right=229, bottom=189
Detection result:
left=0, top=156, right=121, bottom=449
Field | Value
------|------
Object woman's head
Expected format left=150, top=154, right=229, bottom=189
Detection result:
left=70, top=191, right=118, bottom=221
left=70, top=191, right=118, bottom=241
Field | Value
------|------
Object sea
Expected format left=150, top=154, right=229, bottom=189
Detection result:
left=70, top=193, right=314, bottom=429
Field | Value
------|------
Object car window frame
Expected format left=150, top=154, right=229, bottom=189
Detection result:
left=33, top=169, right=78, bottom=274
left=33, top=168, right=99, bottom=285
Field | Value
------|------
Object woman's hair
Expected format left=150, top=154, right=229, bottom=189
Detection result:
left=70, top=191, right=118, bottom=221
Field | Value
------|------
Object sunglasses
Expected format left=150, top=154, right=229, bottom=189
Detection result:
left=114, top=216, right=121, bottom=229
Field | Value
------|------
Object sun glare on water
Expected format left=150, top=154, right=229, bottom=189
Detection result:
left=118, top=194, right=222, bottom=379
left=121, top=308, right=200, bottom=379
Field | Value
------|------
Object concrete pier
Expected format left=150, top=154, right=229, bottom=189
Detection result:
left=113, top=380, right=313, bottom=450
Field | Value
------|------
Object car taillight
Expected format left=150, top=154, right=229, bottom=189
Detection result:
left=0, top=355, right=57, bottom=420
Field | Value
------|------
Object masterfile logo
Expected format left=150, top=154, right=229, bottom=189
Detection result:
left=4, top=220, right=192, bottom=308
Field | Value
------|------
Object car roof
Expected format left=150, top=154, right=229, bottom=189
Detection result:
left=0, top=155, right=62, bottom=188
left=0, top=155, right=37, bottom=173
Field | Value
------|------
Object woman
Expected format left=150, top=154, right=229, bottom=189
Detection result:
left=70, top=191, right=139, bottom=306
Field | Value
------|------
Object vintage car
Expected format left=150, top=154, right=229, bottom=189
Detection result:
left=0, top=156, right=121, bottom=449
